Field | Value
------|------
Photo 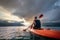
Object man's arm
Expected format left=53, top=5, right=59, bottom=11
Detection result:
left=30, top=20, right=35, bottom=28
left=23, top=20, right=35, bottom=31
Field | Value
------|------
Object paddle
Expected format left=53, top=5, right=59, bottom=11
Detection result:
left=23, top=24, right=33, bottom=31
left=23, top=14, right=43, bottom=31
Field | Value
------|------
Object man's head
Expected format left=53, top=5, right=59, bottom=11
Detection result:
left=34, top=16, right=37, bottom=20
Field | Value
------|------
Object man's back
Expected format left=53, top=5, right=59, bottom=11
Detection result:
left=33, top=19, right=41, bottom=29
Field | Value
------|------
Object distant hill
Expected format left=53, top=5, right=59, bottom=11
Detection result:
left=0, top=20, right=24, bottom=26
left=42, top=22, right=60, bottom=27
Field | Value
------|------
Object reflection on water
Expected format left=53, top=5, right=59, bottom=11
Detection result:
left=0, top=26, right=60, bottom=39
left=0, top=26, right=30, bottom=39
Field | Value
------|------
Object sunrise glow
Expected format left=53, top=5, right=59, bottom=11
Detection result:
left=0, top=6, right=30, bottom=26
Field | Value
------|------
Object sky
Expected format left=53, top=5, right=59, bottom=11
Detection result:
left=0, top=0, right=60, bottom=23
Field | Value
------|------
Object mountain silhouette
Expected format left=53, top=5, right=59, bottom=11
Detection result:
left=0, top=20, right=24, bottom=26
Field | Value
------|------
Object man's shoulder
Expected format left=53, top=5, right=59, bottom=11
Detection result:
left=37, top=19, right=40, bottom=21
left=34, top=19, right=40, bottom=21
left=35, top=19, right=40, bottom=21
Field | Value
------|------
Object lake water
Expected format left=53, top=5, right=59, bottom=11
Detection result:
left=0, top=26, right=31, bottom=39
left=0, top=26, right=60, bottom=40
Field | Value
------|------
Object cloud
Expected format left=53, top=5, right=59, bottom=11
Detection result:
left=0, top=6, right=30, bottom=26
left=0, top=0, right=60, bottom=22
left=43, top=0, right=60, bottom=22
left=54, top=0, right=60, bottom=6
left=0, top=6, right=24, bottom=22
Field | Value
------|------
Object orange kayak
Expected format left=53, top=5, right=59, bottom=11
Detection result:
left=30, top=28, right=60, bottom=39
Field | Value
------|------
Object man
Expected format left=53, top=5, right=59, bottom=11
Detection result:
left=23, top=14, right=43, bottom=31
left=31, top=16, right=41, bottom=29
left=32, top=14, right=43, bottom=29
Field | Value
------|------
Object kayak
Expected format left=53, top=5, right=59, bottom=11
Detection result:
left=29, top=28, right=60, bottom=40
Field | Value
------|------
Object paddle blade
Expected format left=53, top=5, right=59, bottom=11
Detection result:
left=23, top=29, right=26, bottom=31
left=39, top=14, right=43, bottom=18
